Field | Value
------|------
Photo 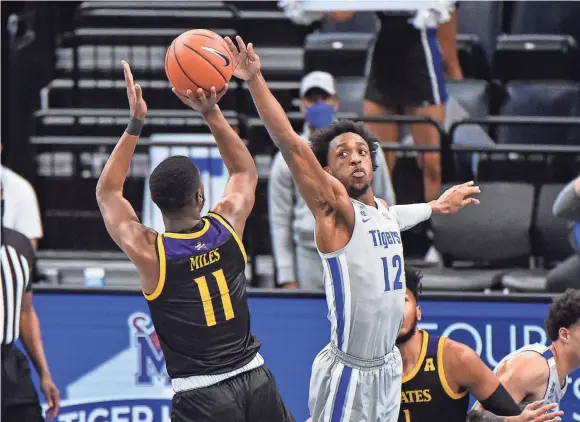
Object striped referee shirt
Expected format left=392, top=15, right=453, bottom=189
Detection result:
left=1, top=227, right=34, bottom=345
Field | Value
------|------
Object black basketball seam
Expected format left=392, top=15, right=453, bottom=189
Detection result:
left=172, top=41, right=209, bottom=92
left=180, top=40, right=228, bottom=84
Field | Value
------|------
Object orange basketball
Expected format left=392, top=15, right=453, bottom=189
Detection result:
left=165, top=29, right=234, bottom=96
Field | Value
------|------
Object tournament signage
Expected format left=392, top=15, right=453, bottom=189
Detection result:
left=29, top=292, right=580, bottom=422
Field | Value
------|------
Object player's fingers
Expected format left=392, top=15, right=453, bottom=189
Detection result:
left=121, top=60, right=134, bottom=89
left=463, top=186, right=481, bottom=195
left=196, top=88, right=207, bottom=103
left=172, top=88, right=190, bottom=104
left=461, top=180, right=475, bottom=187
left=247, top=42, right=259, bottom=61
left=209, top=86, right=217, bottom=102
left=224, top=36, right=238, bottom=56
left=236, top=35, right=247, bottom=52
left=135, top=84, right=142, bottom=100
left=462, top=198, right=480, bottom=206
left=527, top=400, right=546, bottom=411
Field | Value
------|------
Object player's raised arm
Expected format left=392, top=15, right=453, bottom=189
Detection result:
left=96, top=61, right=158, bottom=286
left=173, top=86, right=257, bottom=237
left=224, top=36, right=348, bottom=218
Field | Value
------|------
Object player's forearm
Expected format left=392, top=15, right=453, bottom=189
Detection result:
left=96, top=128, right=140, bottom=199
left=389, top=204, right=432, bottom=231
left=19, top=308, right=51, bottom=378
left=202, top=105, right=257, bottom=178
left=246, top=72, right=300, bottom=153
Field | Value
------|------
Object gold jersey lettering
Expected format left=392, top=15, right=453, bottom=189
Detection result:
left=190, top=248, right=221, bottom=271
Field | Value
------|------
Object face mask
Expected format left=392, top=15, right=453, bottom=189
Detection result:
left=305, top=101, right=335, bottom=130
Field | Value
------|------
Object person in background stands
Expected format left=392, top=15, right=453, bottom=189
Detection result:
left=1, top=185, right=59, bottom=421
left=268, top=71, right=396, bottom=290
left=549, top=175, right=580, bottom=291
left=329, top=2, right=463, bottom=203
left=1, top=145, right=43, bottom=249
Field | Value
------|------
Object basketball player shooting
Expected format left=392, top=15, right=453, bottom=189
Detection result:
left=468, top=289, right=580, bottom=422
left=96, top=61, right=294, bottom=422
left=397, top=266, right=563, bottom=422
left=225, top=35, right=479, bottom=422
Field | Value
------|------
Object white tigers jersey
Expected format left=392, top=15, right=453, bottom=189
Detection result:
left=317, top=197, right=406, bottom=359
left=494, top=344, right=568, bottom=412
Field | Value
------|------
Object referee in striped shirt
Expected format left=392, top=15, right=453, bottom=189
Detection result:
left=1, top=186, right=59, bottom=420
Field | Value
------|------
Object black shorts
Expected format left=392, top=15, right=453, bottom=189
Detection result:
left=171, top=365, right=295, bottom=422
left=365, top=25, right=448, bottom=109
left=1, top=345, right=44, bottom=422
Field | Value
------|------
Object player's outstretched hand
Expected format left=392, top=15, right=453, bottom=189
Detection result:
left=506, top=401, right=563, bottom=422
left=224, top=35, right=261, bottom=81
left=172, top=85, right=228, bottom=115
left=122, top=60, right=147, bottom=120
left=430, top=181, right=481, bottom=214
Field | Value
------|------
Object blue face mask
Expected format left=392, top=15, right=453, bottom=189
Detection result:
left=305, top=102, right=335, bottom=130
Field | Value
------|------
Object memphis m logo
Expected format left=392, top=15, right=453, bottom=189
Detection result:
left=128, top=312, right=171, bottom=386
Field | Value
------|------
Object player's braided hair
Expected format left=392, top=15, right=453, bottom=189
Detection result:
left=545, top=289, right=580, bottom=341
left=309, top=119, right=380, bottom=171
left=405, top=265, right=423, bottom=301
left=149, top=155, right=201, bottom=214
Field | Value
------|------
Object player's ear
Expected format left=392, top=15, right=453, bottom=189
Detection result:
left=558, top=327, right=569, bottom=343
left=323, top=166, right=332, bottom=176
left=416, top=305, right=422, bottom=321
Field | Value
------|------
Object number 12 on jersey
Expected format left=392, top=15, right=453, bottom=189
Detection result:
left=381, top=254, right=403, bottom=291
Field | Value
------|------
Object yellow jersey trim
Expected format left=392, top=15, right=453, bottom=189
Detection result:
left=437, top=336, right=469, bottom=400
left=144, top=234, right=166, bottom=301
left=207, top=212, right=247, bottom=264
left=403, top=330, right=429, bottom=383
left=164, top=219, right=210, bottom=239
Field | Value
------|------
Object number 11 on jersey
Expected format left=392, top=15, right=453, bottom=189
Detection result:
left=381, top=254, right=403, bottom=291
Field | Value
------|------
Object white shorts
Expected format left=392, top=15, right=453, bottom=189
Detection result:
left=309, top=343, right=402, bottom=422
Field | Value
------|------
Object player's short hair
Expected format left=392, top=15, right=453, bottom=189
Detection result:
left=545, top=289, right=580, bottom=341
left=149, top=155, right=200, bottom=214
left=309, top=119, right=379, bottom=171
left=405, top=265, right=423, bottom=301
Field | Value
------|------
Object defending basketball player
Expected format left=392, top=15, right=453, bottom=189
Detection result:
left=397, top=266, right=563, bottom=422
left=96, top=61, right=294, bottom=422
left=225, top=35, right=479, bottom=422
left=468, top=289, right=580, bottom=421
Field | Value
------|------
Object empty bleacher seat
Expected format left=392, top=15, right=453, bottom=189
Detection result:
left=457, top=1, right=503, bottom=64
left=510, top=1, right=580, bottom=47
left=42, top=79, right=239, bottom=111
left=424, top=183, right=535, bottom=291
left=494, top=35, right=580, bottom=82
left=456, top=34, right=490, bottom=80
left=240, top=80, right=300, bottom=116
left=304, top=32, right=375, bottom=78
left=496, top=81, right=580, bottom=145
left=75, top=2, right=238, bottom=30
left=446, top=79, right=490, bottom=118
left=237, top=9, right=313, bottom=47
left=335, top=77, right=367, bottom=115
left=502, top=183, right=575, bottom=292
left=32, top=109, right=239, bottom=138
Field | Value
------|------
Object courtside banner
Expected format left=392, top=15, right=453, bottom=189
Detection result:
left=142, top=134, right=228, bottom=233
left=29, top=293, right=580, bottom=422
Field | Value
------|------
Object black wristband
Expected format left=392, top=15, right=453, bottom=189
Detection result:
left=480, top=383, right=521, bottom=416
left=126, top=115, right=144, bottom=136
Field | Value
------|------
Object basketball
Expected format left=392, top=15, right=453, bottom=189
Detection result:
left=165, top=29, right=234, bottom=96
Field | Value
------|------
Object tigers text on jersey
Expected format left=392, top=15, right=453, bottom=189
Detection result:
left=318, top=198, right=406, bottom=359
left=494, top=344, right=568, bottom=412
left=399, top=331, right=469, bottom=422
left=145, top=212, right=260, bottom=379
